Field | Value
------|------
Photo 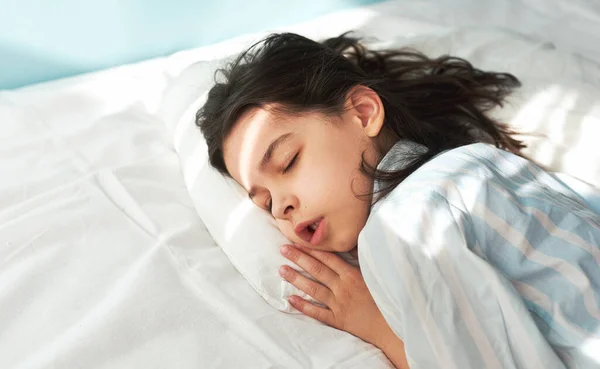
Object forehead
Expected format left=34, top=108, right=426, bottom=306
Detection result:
left=223, top=107, right=293, bottom=187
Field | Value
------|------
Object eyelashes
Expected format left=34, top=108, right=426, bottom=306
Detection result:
left=282, top=152, right=299, bottom=174
left=265, top=152, right=299, bottom=212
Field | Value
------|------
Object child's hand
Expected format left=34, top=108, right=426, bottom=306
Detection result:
left=278, top=244, right=389, bottom=347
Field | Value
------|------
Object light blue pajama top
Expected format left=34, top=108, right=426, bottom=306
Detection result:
left=358, top=141, right=600, bottom=369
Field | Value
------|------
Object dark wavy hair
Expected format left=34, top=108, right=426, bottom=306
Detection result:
left=196, top=32, right=525, bottom=203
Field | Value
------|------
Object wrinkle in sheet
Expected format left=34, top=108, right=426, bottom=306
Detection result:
left=92, top=170, right=158, bottom=238
left=2, top=228, right=49, bottom=265
left=0, top=154, right=165, bottom=230
left=0, top=185, right=86, bottom=237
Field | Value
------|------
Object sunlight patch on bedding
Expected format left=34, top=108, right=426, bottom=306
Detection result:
left=578, top=113, right=600, bottom=148
left=510, top=85, right=563, bottom=133
left=185, top=143, right=208, bottom=190
left=528, top=139, right=557, bottom=169
left=582, top=338, right=600, bottom=364
left=225, top=200, right=254, bottom=242
left=378, top=202, right=444, bottom=259
left=509, top=86, right=571, bottom=169
left=546, top=89, right=578, bottom=143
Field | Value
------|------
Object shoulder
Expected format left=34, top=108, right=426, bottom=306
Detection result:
left=410, top=143, right=523, bottom=183
left=376, top=143, right=511, bottom=206
left=361, top=143, right=524, bottom=246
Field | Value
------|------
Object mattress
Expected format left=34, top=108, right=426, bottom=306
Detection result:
left=1, top=0, right=599, bottom=368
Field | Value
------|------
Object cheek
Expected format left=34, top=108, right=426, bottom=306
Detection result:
left=296, top=163, right=346, bottom=206
left=297, top=148, right=368, bottom=209
left=321, top=151, right=370, bottom=199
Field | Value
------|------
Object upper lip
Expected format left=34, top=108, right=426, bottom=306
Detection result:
left=294, top=217, right=323, bottom=238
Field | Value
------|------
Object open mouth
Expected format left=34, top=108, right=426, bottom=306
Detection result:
left=295, top=217, right=327, bottom=246
left=307, top=220, right=320, bottom=233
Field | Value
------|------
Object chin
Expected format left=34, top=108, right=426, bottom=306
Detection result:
left=328, top=239, right=358, bottom=253
left=337, top=245, right=357, bottom=253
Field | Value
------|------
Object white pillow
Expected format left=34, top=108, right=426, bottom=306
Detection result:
left=160, top=29, right=600, bottom=312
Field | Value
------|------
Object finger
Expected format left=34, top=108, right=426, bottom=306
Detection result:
left=293, top=244, right=356, bottom=275
left=280, top=245, right=338, bottom=285
left=288, top=296, right=335, bottom=326
left=279, top=265, right=334, bottom=306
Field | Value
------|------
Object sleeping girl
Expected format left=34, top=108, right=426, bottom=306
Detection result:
left=196, top=33, right=600, bottom=369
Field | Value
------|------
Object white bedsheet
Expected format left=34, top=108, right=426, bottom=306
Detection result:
left=1, top=0, right=600, bottom=368
left=0, top=52, right=391, bottom=369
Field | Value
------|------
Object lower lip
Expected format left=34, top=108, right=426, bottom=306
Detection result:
left=310, top=218, right=327, bottom=245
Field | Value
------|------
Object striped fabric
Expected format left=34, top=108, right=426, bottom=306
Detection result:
left=358, top=142, right=600, bottom=369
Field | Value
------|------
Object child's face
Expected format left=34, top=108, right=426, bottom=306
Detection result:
left=223, top=89, right=386, bottom=253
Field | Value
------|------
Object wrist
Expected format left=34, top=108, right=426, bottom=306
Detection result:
left=369, top=314, right=393, bottom=348
left=374, top=323, right=403, bottom=352
left=372, top=319, right=410, bottom=369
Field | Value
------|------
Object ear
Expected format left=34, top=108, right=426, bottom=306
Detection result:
left=344, top=85, right=385, bottom=138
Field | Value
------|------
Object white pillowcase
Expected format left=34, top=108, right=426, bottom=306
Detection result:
left=160, top=29, right=600, bottom=312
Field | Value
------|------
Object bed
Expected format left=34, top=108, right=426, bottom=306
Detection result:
left=1, top=1, right=599, bottom=368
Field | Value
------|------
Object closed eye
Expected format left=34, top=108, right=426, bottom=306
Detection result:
left=282, top=153, right=298, bottom=174
left=266, top=197, right=272, bottom=212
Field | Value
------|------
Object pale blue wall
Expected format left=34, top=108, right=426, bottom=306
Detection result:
left=0, top=0, right=383, bottom=90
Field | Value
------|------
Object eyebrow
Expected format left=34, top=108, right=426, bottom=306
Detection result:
left=248, top=132, right=295, bottom=200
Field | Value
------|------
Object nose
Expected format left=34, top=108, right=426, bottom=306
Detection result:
left=271, top=193, right=298, bottom=220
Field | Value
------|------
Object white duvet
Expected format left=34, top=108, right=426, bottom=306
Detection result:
left=1, top=0, right=600, bottom=368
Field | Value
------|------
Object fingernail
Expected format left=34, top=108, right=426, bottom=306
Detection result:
left=279, top=266, right=288, bottom=277
left=280, top=245, right=291, bottom=256
left=289, top=296, right=300, bottom=304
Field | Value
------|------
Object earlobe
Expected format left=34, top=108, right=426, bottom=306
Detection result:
left=347, top=86, right=385, bottom=138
